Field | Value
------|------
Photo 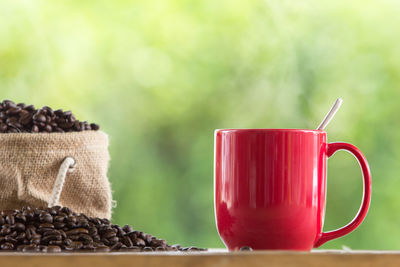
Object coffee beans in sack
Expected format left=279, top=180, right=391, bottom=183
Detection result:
left=0, top=100, right=111, bottom=219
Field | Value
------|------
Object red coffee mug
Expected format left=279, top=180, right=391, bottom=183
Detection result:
left=214, top=129, right=371, bottom=250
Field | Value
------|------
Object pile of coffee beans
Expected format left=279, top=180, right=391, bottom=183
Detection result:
left=0, top=206, right=206, bottom=252
left=0, top=100, right=99, bottom=133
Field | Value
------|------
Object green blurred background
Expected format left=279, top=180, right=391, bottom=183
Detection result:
left=0, top=0, right=399, bottom=250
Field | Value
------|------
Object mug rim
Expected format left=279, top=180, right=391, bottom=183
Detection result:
left=215, top=128, right=326, bottom=134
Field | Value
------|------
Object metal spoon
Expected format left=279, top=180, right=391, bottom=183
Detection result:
left=317, top=98, right=343, bottom=130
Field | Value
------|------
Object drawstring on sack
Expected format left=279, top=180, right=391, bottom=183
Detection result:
left=48, top=157, right=76, bottom=207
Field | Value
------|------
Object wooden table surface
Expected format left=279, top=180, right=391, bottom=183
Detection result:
left=1, top=249, right=399, bottom=267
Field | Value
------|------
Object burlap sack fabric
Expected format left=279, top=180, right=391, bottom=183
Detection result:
left=0, top=131, right=111, bottom=219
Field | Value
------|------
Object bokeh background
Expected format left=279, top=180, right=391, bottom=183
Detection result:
left=0, top=0, right=399, bottom=249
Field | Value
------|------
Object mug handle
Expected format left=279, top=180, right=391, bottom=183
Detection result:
left=314, top=142, right=372, bottom=248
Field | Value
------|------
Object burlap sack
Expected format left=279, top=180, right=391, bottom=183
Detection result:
left=0, top=131, right=111, bottom=219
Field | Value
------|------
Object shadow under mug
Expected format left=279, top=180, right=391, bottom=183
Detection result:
left=214, top=129, right=371, bottom=250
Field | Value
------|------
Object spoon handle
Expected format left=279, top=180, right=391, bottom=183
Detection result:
left=317, top=98, right=343, bottom=131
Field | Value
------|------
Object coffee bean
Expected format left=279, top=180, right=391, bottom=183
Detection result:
left=69, top=115, right=76, bottom=123
left=15, top=214, right=26, bottom=222
left=122, top=225, right=133, bottom=233
left=59, top=230, right=67, bottom=239
left=4, top=236, right=17, bottom=244
left=6, top=116, right=18, bottom=124
left=26, top=225, right=36, bottom=234
left=68, top=234, right=80, bottom=241
left=22, top=245, right=40, bottom=252
left=44, top=124, right=52, bottom=132
left=39, top=223, right=54, bottom=229
left=14, top=222, right=26, bottom=231
left=108, top=236, right=119, bottom=245
left=37, top=121, right=46, bottom=129
left=14, top=233, right=25, bottom=243
left=133, top=238, right=146, bottom=247
left=17, top=245, right=27, bottom=251
left=49, top=240, right=64, bottom=246
left=92, top=235, right=101, bottom=242
left=101, top=218, right=111, bottom=224
left=46, top=245, right=62, bottom=252
left=43, top=230, right=60, bottom=237
left=114, top=225, right=125, bottom=236
left=90, top=123, right=100, bottom=131
left=0, top=123, right=6, bottom=132
left=122, top=236, right=133, bottom=247
left=6, top=215, right=15, bottom=224
left=33, top=112, right=46, bottom=123
left=6, top=107, right=21, bottom=115
left=151, top=239, right=166, bottom=247
left=0, top=227, right=11, bottom=235
left=54, top=216, right=65, bottom=223
left=54, top=222, right=65, bottom=229
left=59, top=121, right=74, bottom=129
left=142, top=234, right=152, bottom=244
left=100, top=238, right=110, bottom=246
left=79, top=234, right=93, bottom=243
left=17, top=103, right=26, bottom=109
left=103, top=230, right=116, bottom=239
left=37, top=245, right=46, bottom=252
left=8, top=127, right=19, bottom=133
left=54, top=109, right=63, bottom=116
left=44, top=234, right=62, bottom=243
left=82, top=244, right=96, bottom=251
left=31, top=125, right=39, bottom=133
left=2, top=100, right=14, bottom=109
left=88, top=227, right=98, bottom=235
left=0, top=206, right=207, bottom=253
left=0, top=100, right=100, bottom=133
left=19, top=112, right=32, bottom=125
left=22, top=207, right=34, bottom=216
left=1, top=242, right=14, bottom=250
left=39, top=213, right=53, bottom=224
left=9, top=230, right=17, bottom=237
left=25, top=231, right=32, bottom=240
left=110, top=242, right=122, bottom=250
left=31, top=236, right=41, bottom=245
left=70, top=241, right=83, bottom=250
left=64, top=238, right=73, bottom=246
left=67, top=216, right=77, bottom=224
left=25, top=105, right=35, bottom=111
left=53, top=127, right=64, bottom=132
left=65, top=228, right=88, bottom=235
